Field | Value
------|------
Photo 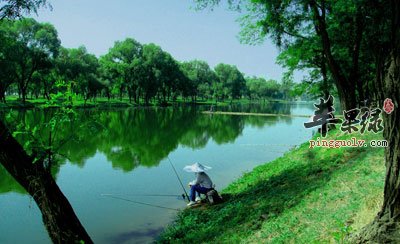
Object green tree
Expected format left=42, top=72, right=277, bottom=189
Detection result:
left=56, top=46, right=101, bottom=105
left=11, top=18, right=60, bottom=103
left=246, top=77, right=282, bottom=101
left=276, top=36, right=334, bottom=100
left=196, top=0, right=369, bottom=110
left=214, top=63, right=246, bottom=100
left=180, top=60, right=217, bottom=102
left=140, top=43, right=181, bottom=104
left=0, top=19, right=17, bottom=102
left=196, top=0, right=400, bottom=241
left=0, top=2, right=93, bottom=243
left=101, top=38, right=142, bottom=103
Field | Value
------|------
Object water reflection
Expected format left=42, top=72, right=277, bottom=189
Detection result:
left=1, top=104, right=307, bottom=195
left=0, top=119, right=93, bottom=243
left=216, top=102, right=291, bottom=114
left=0, top=164, right=25, bottom=194
left=0, top=103, right=315, bottom=243
left=106, top=226, right=164, bottom=244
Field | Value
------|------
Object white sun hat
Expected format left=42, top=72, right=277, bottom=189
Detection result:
left=183, top=163, right=212, bottom=173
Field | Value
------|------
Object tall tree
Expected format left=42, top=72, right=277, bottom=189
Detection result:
left=141, top=43, right=180, bottom=104
left=276, top=36, right=334, bottom=99
left=246, top=77, right=282, bottom=101
left=196, top=0, right=400, bottom=241
left=0, top=19, right=17, bottom=102
left=180, top=60, right=217, bottom=102
left=0, top=3, right=93, bottom=243
left=214, top=63, right=246, bottom=100
left=11, top=18, right=60, bottom=103
left=354, top=0, right=400, bottom=242
left=101, top=38, right=142, bottom=103
left=57, top=46, right=101, bottom=104
left=0, top=120, right=93, bottom=243
left=197, top=0, right=368, bottom=110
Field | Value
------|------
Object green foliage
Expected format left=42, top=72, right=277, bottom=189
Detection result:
left=1, top=17, right=296, bottom=107
left=1, top=103, right=286, bottom=179
left=214, top=63, right=246, bottom=100
left=2, top=78, right=100, bottom=171
left=100, top=38, right=142, bottom=103
left=245, top=76, right=284, bottom=100
left=180, top=60, right=217, bottom=101
left=159, top=130, right=385, bottom=243
left=0, top=0, right=50, bottom=20
left=195, top=0, right=394, bottom=110
left=0, top=19, right=17, bottom=102
left=0, top=18, right=60, bottom=103
left=56, top=46, right=101, bottom=103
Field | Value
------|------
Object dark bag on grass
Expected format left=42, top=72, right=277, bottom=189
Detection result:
left=206, top=189, right=223, bottom=205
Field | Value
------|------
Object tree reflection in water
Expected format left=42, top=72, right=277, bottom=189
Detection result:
left=0, top=104, right=293, bottom=242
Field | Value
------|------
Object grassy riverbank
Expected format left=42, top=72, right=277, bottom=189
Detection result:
left=158, top=130, right=385, bottom=243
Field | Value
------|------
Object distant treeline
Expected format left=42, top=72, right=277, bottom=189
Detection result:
left=0, top=18, right=294, bottom=105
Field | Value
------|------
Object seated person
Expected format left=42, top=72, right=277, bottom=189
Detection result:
left=183, top=163, right=213, bottom=206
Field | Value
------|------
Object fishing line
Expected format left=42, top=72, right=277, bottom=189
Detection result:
left=239, top=143, right=297, bottom=147
left=167, top=156, right=190, bottom=201
left=101, top=193, right=185, bottom=199
left=101, top=194, right=180, bottom=211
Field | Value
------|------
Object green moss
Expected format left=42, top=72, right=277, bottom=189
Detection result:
left=158, top=130, right=385, bottom=243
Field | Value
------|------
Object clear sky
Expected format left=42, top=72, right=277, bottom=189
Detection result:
left=33, top=0, right=296, bottom=81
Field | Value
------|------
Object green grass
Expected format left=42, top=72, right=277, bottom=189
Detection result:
left=158, top=130, right=385, bottom=243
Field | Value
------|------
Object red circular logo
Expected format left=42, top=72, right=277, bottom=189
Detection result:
left=383, top=98, right=395, bottom=114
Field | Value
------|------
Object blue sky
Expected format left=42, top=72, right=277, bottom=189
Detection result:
left=33, top=0, right=298, bottom=81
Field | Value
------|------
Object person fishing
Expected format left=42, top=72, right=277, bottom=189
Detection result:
left=183, top=162, right=214, bottom=206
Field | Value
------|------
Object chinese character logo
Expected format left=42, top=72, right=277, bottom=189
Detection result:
left=383, top=98, right=394, bottom=114
left=304, top=96, right=386, bottom=137
left=341, top=108, right=360, bottom=133
left=304, top=95, right=342, bottom=137
left=341, top=107, right=383, bottom=134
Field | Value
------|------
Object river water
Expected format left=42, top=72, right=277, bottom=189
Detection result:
left=0, top=102, right=316, bottom=243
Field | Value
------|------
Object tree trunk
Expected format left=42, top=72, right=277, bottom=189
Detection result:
left=354, top=2, right=400, bottom=241
left=354, top=42, right=400, bottom=244
left=320, top=53, right=330, bottom=100
left=119, top=87, right=123, bottom=101
left=128, top=88, right=132, bottom=104
left=18, top=83, right=28, bottom=104
left=0, top=87, right=5, bottom=103
left=137, top=89, right=141, bottom=104
left=351, top=6, right=365, bottom=105
left=310, top=1, right=358, bottom=111
left=0, top=121, right=93, bottom=243
left=22, top=88, right=27, bottom=103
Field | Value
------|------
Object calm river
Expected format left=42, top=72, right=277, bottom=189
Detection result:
left=0, top=102, right=315, bottom=243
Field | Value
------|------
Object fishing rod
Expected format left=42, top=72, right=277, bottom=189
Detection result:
left=167, top=156, right=190, bottom=201
left=101, top=194, right=180, bottom=211
left=101, top=193, right=185, bottom=199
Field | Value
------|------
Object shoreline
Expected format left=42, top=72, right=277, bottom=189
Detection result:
left=158, top=129, right=385, bottom=243
left=0, top=97, right=312, bottom=110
